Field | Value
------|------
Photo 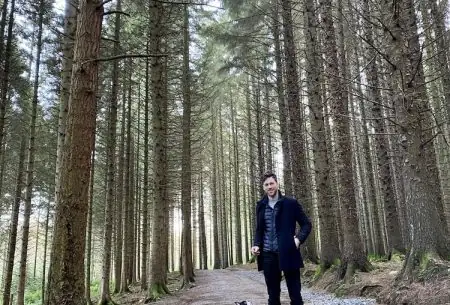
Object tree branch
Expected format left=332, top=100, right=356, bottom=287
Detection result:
left=103, top=10, right=130, bottom=17
left=152, top=0, right=224, bottom=9
left=81, top=54, right=168, bottom=65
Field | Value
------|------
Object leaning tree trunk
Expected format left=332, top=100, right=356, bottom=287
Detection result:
left=304, top=0, right=340, bottom=270
left=319, top=0, right=370, bottom=280
left=382, top=0, right=450, bottom=280
left=17, top=1, right=44, bottom=302
left=99, top=0, right=121, bottom=302
left=46, top=0, right=103, bottom=303
left=181, top=3, right=195, bottom=285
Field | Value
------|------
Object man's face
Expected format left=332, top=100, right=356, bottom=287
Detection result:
left=263, top=177, right=278, bottom=198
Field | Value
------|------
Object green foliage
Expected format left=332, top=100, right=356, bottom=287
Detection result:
left=24, top=278, right=43, bottom=305
left=368, top=254, right=388, bottom=262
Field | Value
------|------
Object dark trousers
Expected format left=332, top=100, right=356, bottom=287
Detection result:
left=262, top=251, right=303, bottom=305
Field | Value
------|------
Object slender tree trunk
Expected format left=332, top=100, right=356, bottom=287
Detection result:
left=0, top=0, right=14, bottom=162
left=46, top=0, right=103, bottom=303
left=219, top=107, right=229, bottom=268
left=141, top=47, right=150, bottom=292
left=17, top=1, right=44, bottom=302
left=231, top=94, right=242, bottom=264
left=181, top=3, right=194, bottom=285
left=41, top=195, right=51, bottom=305
left=271, top=0, right=291, bottom=195
left=211, top=107, right=221, bottom=269
left=33, top=211, right=40, bottom=278
left=2, top=137, right=26, bottom=305
left=121, top=62, right=133, bottom=291
left=114, top=95, right=126, bottom=294
left=198, top=173, right=207, bottom=269
left=85, top=149, right=95, bottom=305
left=99, top=1, right=120, bottom=303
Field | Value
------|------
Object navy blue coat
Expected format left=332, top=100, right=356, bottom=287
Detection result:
left=253, top=192, right=312, bottom=271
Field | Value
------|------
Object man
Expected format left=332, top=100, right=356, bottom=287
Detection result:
left=251, top=171, right=312, bottom=305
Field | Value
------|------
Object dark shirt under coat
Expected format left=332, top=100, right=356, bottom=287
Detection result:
left=253, top=191, right=312, bottom=272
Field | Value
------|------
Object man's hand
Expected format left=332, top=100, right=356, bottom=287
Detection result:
left=294, top=236, right=300, bottom=249
left=251, top=246, right=260, bottom=256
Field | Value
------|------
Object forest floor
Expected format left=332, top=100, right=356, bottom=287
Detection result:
left=113, top=259, right=450, bottom=305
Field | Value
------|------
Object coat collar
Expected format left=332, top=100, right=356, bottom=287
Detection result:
left=259, top=190, right=284, bottom=205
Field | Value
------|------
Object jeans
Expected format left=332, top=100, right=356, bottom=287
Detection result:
left=262, top=251, right=303, bottom=305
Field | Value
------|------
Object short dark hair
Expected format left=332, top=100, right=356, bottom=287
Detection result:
left=261, top=170, right=277, bottom=184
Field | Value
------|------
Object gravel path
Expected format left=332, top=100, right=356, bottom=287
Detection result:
left=150, top=268, right=378, bottom=305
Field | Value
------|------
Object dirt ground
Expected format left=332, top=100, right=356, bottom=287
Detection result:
left=113, top=259, right=450, bottom=305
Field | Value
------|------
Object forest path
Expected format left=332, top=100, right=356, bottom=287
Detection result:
left=146, top=267, right=378, bottom=305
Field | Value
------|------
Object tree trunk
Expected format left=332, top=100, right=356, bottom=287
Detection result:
left=304, top=0, right=340, bottom=269
left=99, top=0, right=121, bottom=302
left=271, top=0, right=292, bottom=195
left=121, top=61, right=133, bottom=292
left=17, top=1, right=44, bottom=302
left=0, top=0, right=14, bottom=163
left=281, top=0, right=316, bottom=262
left=141, top=46, right=150, bottom=292
left=148, top=0, right=170, bottom=298
left=362, top=0, right=403, bottom=255
left=46, top=0, right=103, bottom=303
left=181, top=3, right=195, bottom=285
left=219, top=107, right=229, bottom=268
left=114, top=93, right=126, bottom=294
left=319, top=0, right=370, bottom=280
left=41, top=195, right=51, bottom=305
left=231, top=94, right=242, bottom=264
left=2, top=137, right=26, bottom=305
left=85, top=149, right=95, bottom=305
left=198, top=173, right=208, bottom=269
left=211, top=107, right=221, bottom=269
left=55, top=0, right=78, bottom=205
left=382, top=0, right=450, bottom=279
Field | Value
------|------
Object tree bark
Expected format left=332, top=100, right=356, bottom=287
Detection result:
left=99, top=0, right=120, bottom=302
left=304, top=0, right=340, bottom=269
left=381, top=0, right=450, bottom=279
left=181, top=3, right=195, bottom=285
left=319, top=0, right=370, bottom=280
left=148, top=0, right=170, bottom=298
left=271, top=0, right=292, bottom=195
left=281, top=0, right=316, bottom=262
left=0, top=0, right=15, bottom=179
left=17, top=1, right=44, bottom=302
left=2, top=137, right=26, bottom=305
left=55, top=0, right=78, bottom=205
left=46, top=0, right=103, bottom=303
